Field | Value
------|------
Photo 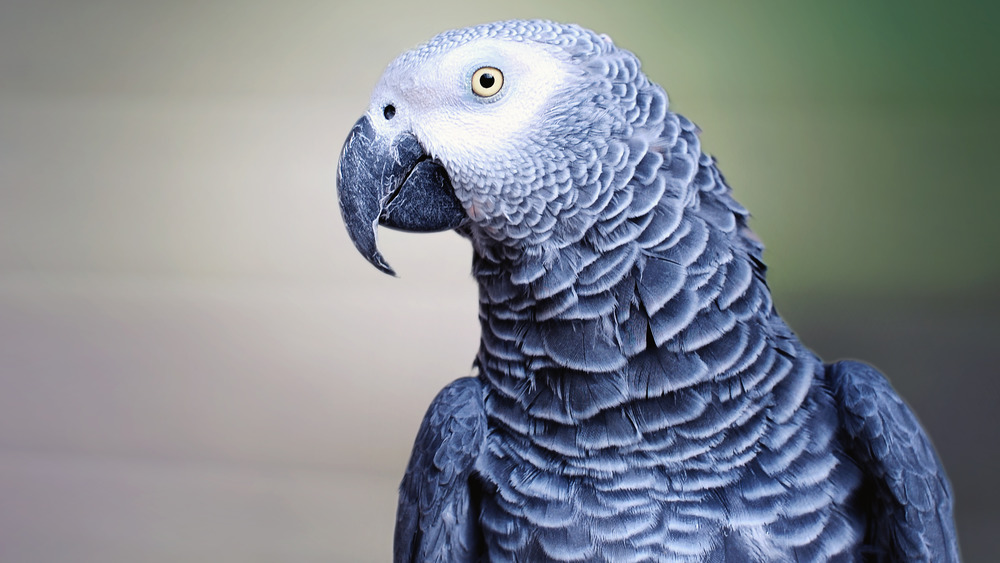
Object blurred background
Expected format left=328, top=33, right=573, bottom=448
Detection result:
left=0, top=1, right=997, bottom=561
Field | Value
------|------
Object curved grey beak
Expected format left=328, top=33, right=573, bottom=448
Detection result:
left=336, top=115, right=467, bottom=275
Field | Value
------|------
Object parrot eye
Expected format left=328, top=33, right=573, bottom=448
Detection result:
left=471, top=67, right=504, bottom=98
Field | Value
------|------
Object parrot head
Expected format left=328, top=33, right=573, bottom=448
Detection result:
left=337, top=20, right=667, bottom=275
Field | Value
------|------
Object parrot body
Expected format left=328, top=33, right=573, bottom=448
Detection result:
left=336, top=20, right=959, bottom=562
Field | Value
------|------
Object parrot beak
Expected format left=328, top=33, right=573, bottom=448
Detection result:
left=336, top=115, right=468, bottom=275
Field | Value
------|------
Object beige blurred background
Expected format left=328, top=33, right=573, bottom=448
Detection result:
left=1, top=1, right=997, bottom=561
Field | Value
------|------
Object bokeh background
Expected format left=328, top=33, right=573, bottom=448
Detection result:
left=1, top=1, right=997, bottom=561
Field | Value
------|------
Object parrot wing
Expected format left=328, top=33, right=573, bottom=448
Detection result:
left=394, top=376, right=488, bottom=563
left=828, top=360, right=959, bottom=561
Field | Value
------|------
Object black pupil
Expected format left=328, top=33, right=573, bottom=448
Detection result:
left=479, top=73, right=495, bottom=89
left=383, top=104, right=396, bottom=120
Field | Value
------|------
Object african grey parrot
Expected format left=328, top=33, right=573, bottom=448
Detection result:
left=336, top=20, right=959, bottom=562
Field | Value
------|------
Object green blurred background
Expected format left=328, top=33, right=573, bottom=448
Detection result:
left=0, top=1, right=996, bottom=561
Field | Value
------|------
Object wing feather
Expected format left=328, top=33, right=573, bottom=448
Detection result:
left=828, top=360, right=959, bottom=561
left=394, top=377, right=487, bottom=563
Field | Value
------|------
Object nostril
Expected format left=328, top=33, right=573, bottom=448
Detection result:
left=383, top=104, right=396, bottom=120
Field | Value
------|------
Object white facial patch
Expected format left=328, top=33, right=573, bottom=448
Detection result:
left=381, top=39, right=574, bottom=166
